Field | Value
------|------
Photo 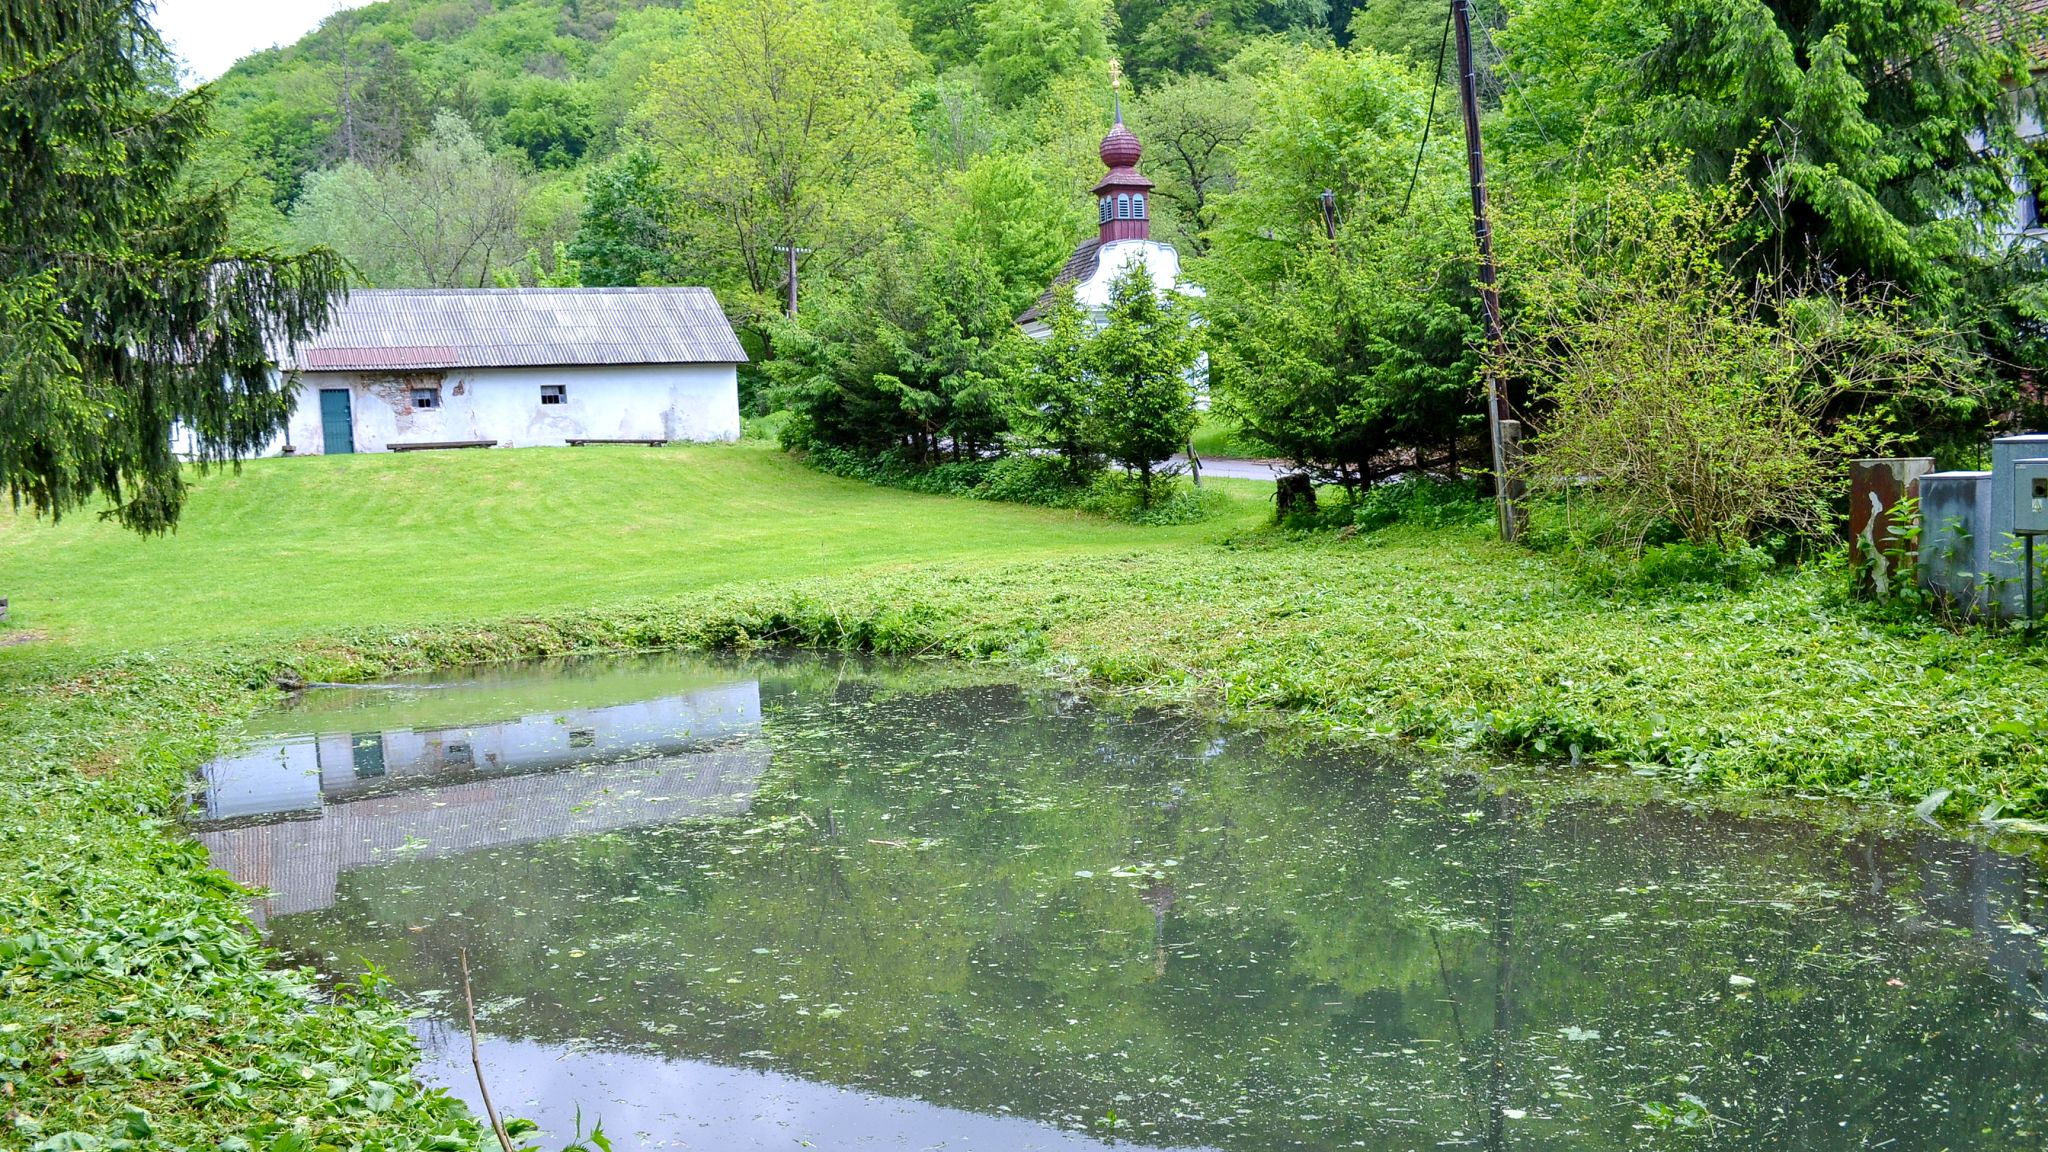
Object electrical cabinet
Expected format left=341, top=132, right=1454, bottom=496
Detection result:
left=2015, top=458, right=2048, bottom=533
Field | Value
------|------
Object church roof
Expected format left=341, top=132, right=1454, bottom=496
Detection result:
left=1017, top=238, right=1104, bottom=325
left=282, top=287, right=748, bottom=371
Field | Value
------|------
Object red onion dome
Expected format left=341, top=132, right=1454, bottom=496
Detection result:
left=1100, top=120, right=1142, bottom=168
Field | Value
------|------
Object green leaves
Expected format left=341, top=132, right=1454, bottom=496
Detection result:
left=1503, top=157, right=1974, bottom=550
left=1195, top=43, right=1480, bottom=491
left=634, top=0, right=921, bottom=329
left=2, top=0, right=347, bottom=536
left=1089, top=261, right=1201, bottom=503
left=770, top=235, right=1025, bottom=461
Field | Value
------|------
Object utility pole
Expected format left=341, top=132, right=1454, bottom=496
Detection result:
left=1452, top=0, right=1520, bottom=543
left=1319, top=189, right=1339, bottom=242
left=771, top=243, right=811, bottom=319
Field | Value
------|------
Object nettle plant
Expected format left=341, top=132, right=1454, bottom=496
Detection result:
left=1500, top=157, right=1975, bottom=553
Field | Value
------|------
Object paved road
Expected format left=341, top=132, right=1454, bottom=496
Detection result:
left=1175, top=453, right=1289, bottom=481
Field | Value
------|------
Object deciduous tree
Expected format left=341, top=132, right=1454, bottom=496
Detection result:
left=291, top=113, right=533, bottom=288
left=572, top=147, right=678, bottom=286
left=1505, top=162, right=1975, bottom=549
left=949, top=155, right=1082, bottom=318
left=635, top=0, right=921, bottom=331
left=1129, top=71, right=1254, bottom=253
left=977, top=0, right=1113, bottom=108
left=1197, top=41, right=1478, bottom=491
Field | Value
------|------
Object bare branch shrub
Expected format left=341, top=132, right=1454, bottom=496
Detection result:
left=1500, top=158, right=1975, bottom=551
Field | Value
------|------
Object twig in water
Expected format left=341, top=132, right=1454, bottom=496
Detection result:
left=461, top=947, right=517, bottom=1152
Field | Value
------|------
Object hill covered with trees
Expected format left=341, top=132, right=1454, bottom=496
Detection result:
left=201, top=0, right=1434, bottom=309
left=199, top=0, right=2048, bottom=544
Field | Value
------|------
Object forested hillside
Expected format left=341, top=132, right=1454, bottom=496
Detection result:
left=201, top=0, right=1444, bottom=310
left=199, top=0, right=2048, bottom=507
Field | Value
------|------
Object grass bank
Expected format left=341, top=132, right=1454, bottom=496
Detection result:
left=0, top=441, right=1273, bottom=654
left=7, top=449, right=2048, bottom=1146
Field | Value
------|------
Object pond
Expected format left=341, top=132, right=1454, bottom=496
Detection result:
left=192, top=652, right=2048, bottom=1150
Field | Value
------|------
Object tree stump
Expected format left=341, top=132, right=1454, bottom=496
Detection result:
left=1275, top=474, right=1316, bottom=521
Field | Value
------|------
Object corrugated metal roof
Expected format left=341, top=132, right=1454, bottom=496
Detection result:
left=283, top=288, right=749, bottom=371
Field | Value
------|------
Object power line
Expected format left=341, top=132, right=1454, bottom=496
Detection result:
left=1403, top=0, right=1456, bottom=216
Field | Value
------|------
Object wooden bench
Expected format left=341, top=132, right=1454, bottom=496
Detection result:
left=386, top=440, right=497, bottom=452
left=565, top=438, right=670, bottom=447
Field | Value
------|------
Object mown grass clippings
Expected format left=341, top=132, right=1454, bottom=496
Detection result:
left=0, top=662, right=483, bottom=1152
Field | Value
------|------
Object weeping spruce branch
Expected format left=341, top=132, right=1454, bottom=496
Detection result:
left=1, top=0, right=348, bottom=535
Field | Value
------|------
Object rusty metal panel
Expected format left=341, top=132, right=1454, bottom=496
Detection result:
left=1849, top=457, right=1934, bottom=597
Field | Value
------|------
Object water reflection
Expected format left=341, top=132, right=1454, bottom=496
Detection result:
left=196, top=655, right=2048, bottom=1150
left=195, top=657, right=764, bottom=923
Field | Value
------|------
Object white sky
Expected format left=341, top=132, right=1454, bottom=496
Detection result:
left=154, top=0, right=367, bottom=83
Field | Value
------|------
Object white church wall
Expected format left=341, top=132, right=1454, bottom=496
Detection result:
left=1072, top=240, right=1186, bottom=316
left=277, top=363, right=741, bottom=455
left=1019, top=240, right=1209, bottom=409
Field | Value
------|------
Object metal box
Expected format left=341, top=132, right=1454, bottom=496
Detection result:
left=2014, top=458, right=2048, bottom=533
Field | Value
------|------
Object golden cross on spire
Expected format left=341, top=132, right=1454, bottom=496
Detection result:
left=1109, top=57, right=1123, bottom=93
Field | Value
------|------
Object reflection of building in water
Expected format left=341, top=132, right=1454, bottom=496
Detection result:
left=197, top=681, right=765, bottom=924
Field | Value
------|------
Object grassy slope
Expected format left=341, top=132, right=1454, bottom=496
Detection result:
left=0, top=443, right=1270, bottom=654
left=4, top=443, right=2046, bottom=821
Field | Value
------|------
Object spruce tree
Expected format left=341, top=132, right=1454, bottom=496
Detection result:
left=2, top=0, right=347, bottom=535
left=1021, top=284, right=1102, bottom=478
left=1091, top=262, right=1199, bottom=505
left=1501, top=0, right=2046, bottom=301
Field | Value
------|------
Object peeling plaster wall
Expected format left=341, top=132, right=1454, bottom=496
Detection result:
left=279, top=362, right=741, bottom=454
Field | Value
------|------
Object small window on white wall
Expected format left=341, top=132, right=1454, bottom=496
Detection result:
left=541, top=384, right=567, bottom=405
left=411, top=387, right=440, bottom=409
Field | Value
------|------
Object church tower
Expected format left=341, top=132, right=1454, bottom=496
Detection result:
left=1093, top=97, right=1154, bottom=244
left=1017, top=62, right=1190, bottom=335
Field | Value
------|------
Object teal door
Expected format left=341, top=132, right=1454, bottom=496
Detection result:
left=319, top=389, right=354, bottom=455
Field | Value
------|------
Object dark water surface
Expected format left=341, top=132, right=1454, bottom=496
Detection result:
left=193, top=653, right=2048, bottom=1151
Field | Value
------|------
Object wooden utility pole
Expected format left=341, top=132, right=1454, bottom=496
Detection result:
left=772, top=243, right=810, bottom=318
left=1452, top=0, right=1520, bottom=542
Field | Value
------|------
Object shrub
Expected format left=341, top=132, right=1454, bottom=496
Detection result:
left=801, top=444, right=994, bottom=496
left=974, top=452, right=1096, bottom=506
left=1628, top=541, right=1770, bottom=592
left=1078, top=472, right=1219, bottom=525
left=1502, top=158, right=1974, bottom=552
left=800, top=444, right=1223, bottom=525
left=1350, top=475, right=1491, bottom=532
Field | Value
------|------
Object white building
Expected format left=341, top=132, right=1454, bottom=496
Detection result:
left=262, top=287, right=746, bottom=455
left=1017, top=101, right=1197, bottom=337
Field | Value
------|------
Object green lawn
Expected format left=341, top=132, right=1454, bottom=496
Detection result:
left=1189, top=411, right=1266, bottom=459
left=0, top=442, right=1271, bottom=655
